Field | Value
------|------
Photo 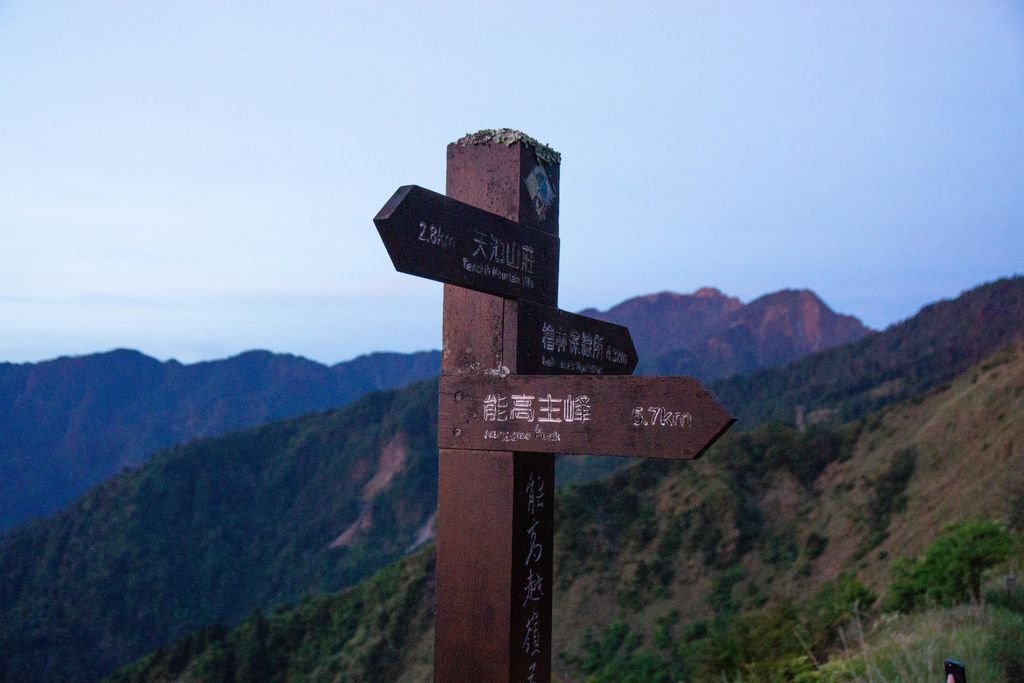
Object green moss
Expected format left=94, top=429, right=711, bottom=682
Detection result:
left=455, top=128, right=561, bottom=164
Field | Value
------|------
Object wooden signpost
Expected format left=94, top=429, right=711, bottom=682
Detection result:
left=373, top=129, right=735, bottom=682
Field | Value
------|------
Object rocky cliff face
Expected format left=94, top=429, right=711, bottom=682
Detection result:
left=583, top=287, right=873, bottom=380
left=580, top=287, right=744, bottom=359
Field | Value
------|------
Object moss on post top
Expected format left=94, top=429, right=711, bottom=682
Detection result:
left=455, top=128, right=561, bottom=166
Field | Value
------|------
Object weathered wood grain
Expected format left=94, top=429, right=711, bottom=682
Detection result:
left=434, top=136, right=559, bottom=683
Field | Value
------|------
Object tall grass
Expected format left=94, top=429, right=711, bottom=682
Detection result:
left=830, top=605, right=1001, bottom=682
left=719, top=601, right=1020, bottom=682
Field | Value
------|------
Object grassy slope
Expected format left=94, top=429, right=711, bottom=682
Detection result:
left=812, top=344, right=1023, bottom=591
left=793, top=601, right=1024, bottom=683
left=550, top=343, right=1024, bottom=679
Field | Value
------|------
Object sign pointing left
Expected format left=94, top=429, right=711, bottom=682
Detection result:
left=374, top=185, right=560, bottom=306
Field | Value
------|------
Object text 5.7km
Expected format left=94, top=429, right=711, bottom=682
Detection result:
left=632, top=406, right=693, bottom=428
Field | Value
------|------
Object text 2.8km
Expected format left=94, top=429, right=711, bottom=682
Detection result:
left=632, top=407, right=693, bottom=428
left=418, top=221, right=455, bottom=249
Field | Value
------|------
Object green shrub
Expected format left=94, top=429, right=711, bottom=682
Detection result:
left=886, top=520, right=1017, bottom=612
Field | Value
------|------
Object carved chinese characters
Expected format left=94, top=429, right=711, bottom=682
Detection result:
left=515, top=300, right=637, bottom=376
left=375, top=185, right=559, bottom=306
left=440, top=375, right=734, bottom=459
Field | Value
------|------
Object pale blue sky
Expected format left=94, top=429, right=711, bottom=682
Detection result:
left=2, top=2, right=1022, bottom=364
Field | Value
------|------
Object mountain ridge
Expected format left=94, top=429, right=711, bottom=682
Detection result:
left=714, top=275, right=1024, bottom=428
left=2, top=277, right=1022, bottom=680
left=0, top=348, right=441, bottom=530
left=0, top=286, right=869, bottom=532
left=583, top=286, right=872, bottom=378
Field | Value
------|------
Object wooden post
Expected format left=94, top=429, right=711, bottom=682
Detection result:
left=373, top=130, right=733, bottom=681
left=435, top=131, right=560, bottom=682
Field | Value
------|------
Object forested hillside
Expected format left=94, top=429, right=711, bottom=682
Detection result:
left=2, top=277, right=1021, bottom=681
left=0, top=380, right=439, bottom=682
left=112, top=342, right=1024, bottom=681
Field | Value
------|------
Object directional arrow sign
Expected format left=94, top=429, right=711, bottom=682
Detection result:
left=439, top=375, right=735, bottom=459
left=374, top=185, right=560, bottom=306
left=515, top=300, right=638, bottom=376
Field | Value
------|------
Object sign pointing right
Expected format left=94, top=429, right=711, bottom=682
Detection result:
left=439, top=374, right=735, bottom=459
left=516, top=299, right=639, bottom=376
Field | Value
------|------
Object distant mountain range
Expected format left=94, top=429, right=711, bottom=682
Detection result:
left=1, top=276, right=1021, bottom=681
left=0, top=349, right=440, bottom=530
left=0, top=287, right=870, bottom=532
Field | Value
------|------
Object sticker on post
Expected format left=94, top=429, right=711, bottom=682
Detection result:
left=524, top=164, right=555, bottom=221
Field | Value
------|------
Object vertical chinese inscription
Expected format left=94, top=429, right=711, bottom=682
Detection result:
left=521, top=467, right=545, bottom=681
left=511, top=453, right=553, bottom=682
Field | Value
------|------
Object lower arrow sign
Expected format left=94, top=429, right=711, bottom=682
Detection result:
left=439, top=375, right=735, bottom=459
